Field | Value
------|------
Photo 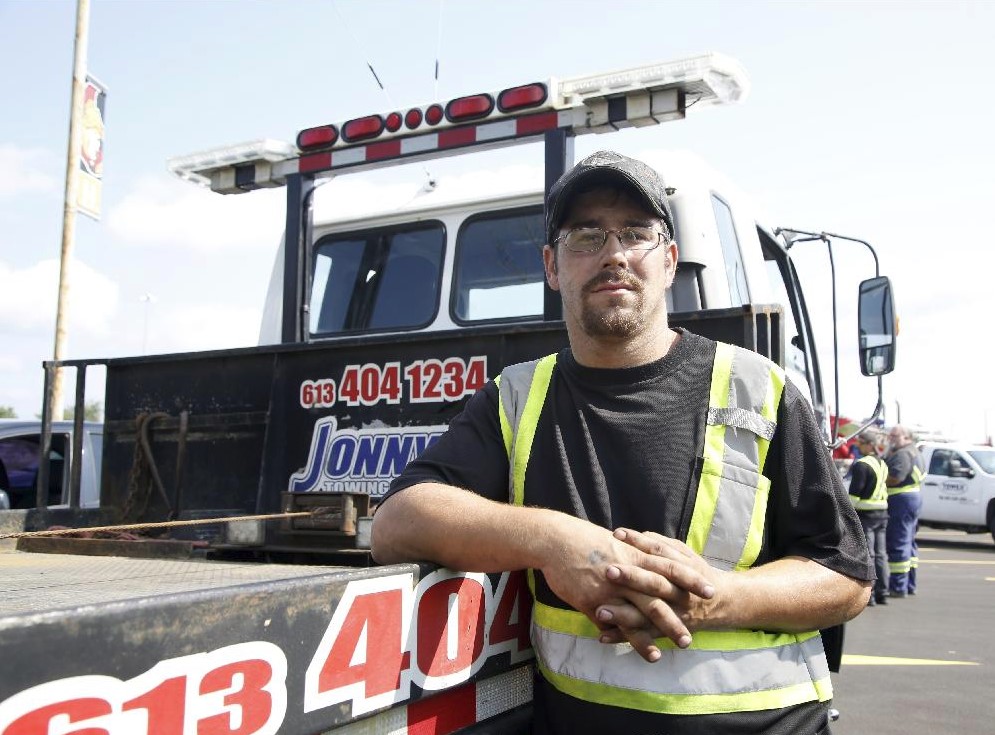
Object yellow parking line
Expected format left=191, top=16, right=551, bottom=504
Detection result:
left=916, top=560, right=995, bottom=565
left=842, top=654, right=979, bottom=666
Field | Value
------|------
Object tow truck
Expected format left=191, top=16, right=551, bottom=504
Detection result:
left=0, top=53, right=897, bottom=735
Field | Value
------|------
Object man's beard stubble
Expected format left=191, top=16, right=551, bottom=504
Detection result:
left=579, top=269, right=644, bottom=339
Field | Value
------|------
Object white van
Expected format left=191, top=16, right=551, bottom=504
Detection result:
left=918, top=441, right=995, bottom=541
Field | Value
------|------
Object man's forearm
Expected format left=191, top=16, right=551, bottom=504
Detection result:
left=597, top=531, right=870, bottom=638
left=702, top=556, right=870, bottom=632
left=371, top=483, right=555, bottom=571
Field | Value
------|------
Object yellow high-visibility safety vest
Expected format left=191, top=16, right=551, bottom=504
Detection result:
left=495, top=343, right=832, bottom=716
left=849, top=455, right=889, bottom=511
left=887, top=457, right=924, bottom=496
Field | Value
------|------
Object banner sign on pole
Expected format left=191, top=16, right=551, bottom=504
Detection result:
left=76, top=74, right=107, bottom=221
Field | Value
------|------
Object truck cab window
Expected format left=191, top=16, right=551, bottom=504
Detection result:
left=309, top=223, right=445, bottom=335
left=928, top=449, right=952, bottom=475
left=711, top=194, right=750, bottom=307
left=453, top=208, right=545, bottom=322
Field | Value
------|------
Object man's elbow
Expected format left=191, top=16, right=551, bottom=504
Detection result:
left=370, top=498, right=410, bottom=565
left=839, top=580, right=873, bottom=623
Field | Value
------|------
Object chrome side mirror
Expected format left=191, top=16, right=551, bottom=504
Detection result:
left=857, top=276, right=896, bottom=377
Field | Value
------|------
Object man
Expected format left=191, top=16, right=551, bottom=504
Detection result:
left=885, top=425, right=925, bottom=596
left=372, top=151, right=872, bottom=734
left=848, top=431, right=890, bottom=605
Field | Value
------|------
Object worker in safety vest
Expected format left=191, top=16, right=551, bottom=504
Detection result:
left=885, top=424, right=924, bottom=596
left=372, top=151, right=873, bottom=735
left=848, top=431, right=890, bottom=605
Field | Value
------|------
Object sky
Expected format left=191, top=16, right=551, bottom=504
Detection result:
left=0, top=0, right=993, bottom=442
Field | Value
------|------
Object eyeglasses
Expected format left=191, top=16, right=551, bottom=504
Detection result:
left=554, top=226, right=667, bottom=253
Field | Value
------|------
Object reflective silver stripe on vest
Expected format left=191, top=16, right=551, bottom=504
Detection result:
left=712, top=344, right=777, bottom=471
left=695, top=344, right=782, bottom=571
left=499, top=360, right=541, bottom=441
left=498, top=359, right=543, bottom=502
left=533, top=622, right=830, bottom=700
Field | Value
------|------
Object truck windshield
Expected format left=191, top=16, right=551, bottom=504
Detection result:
left=968, top=450, right=995, bottom=475
left=309, top=222, right=446, bottom=335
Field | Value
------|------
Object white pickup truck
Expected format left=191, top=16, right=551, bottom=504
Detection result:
left=0, top=419, right=102, bottom=514
left=918, top=441, right=995, bottom=542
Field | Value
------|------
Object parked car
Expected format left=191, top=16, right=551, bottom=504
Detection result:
left=0, top=419, right=103, bottom=511
left=918, top=441, right=995, bottom=542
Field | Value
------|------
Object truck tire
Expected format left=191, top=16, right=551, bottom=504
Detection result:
left=988, top=501, right=995, bottom=544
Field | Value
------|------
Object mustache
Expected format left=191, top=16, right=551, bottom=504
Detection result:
left=583, top=269, right=640, bottom=294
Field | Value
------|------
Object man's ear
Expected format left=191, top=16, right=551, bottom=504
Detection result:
left=543, top=245, right=559, bottom=289
left=663, top=240, right=679, bottom=289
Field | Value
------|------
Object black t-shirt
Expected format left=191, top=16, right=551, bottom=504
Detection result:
left=383, top=329, right=871, bottom=734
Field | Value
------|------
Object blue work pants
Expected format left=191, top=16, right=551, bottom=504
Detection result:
left=887, top=491, right=922, bottom=594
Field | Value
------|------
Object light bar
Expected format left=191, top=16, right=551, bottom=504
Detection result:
left=557, top=52, right=750, bottom=107
left=169, top=53, right=750, bottom=193
left=167, top=139, right=297, bottom=187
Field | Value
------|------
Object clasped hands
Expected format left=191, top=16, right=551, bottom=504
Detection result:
left=543, top=524, right=724, bottom=663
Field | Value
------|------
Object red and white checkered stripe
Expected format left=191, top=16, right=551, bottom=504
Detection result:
left=326, top=666, right=532, bottom=735
left=281, top=111, right=569, bottom=178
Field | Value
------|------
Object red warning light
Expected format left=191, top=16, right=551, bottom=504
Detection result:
left=296, top=125, right=338, bottom=150
left=425, top=104, right=444, bottom=126
left=498, top=84, right=548, bottom=112
left=446, top=94, right=494, bottom=123
left=342, top=115, right=385, bottom=142
left=385, top=112, right=402, bottom=132
left=405, top=108, right=423, bottom=129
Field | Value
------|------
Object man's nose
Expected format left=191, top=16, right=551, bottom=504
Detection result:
left=599, top=231, right=629, bottom=266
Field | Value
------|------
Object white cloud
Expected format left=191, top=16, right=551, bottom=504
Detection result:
left=142, top=302, right=262, bottom=355
left=0, top=144, right=59, bottom=197
left=0, top=356, right=21, bottom=373
left=0, top=258, right=118, bottom=336
left=106, top=175, right=285, bottom=251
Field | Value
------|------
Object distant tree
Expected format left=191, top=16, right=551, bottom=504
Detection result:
left=62, top=401, right=103, bottom=422
left=0, top=405, right=16, bottom=418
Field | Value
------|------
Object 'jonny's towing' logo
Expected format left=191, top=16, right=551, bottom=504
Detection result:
left=290, top=417, right=448, bottom=497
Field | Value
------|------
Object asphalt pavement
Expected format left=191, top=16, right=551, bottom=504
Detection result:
left=829, top=528, right=995, bottom=734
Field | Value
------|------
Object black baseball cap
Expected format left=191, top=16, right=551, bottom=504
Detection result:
left=545, top=150, right=675, bottom=245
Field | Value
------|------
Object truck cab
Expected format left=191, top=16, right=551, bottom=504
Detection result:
left=918, top=441, right=995, bottom=541
left=260, top=149, right=824, bottom=426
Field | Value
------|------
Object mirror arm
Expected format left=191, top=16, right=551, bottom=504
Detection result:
left=822, top=232, right=880, bottom=278
left=828, top=375, right=886, bottom=450
left=777, top=228, right=880, bottom=278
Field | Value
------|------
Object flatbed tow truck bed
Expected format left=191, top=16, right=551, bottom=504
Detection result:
left=1, top=544, right=352, bottom=615
left=0, top=540, right=534, bottom=734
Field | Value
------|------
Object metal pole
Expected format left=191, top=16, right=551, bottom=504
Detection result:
left=51, top=0, right=91, bottom=418
left=69, top=367, right=87, bottom=508
left=282, top=173, right=315, bottom=344
left=542, top=129, right=573, bottom=322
